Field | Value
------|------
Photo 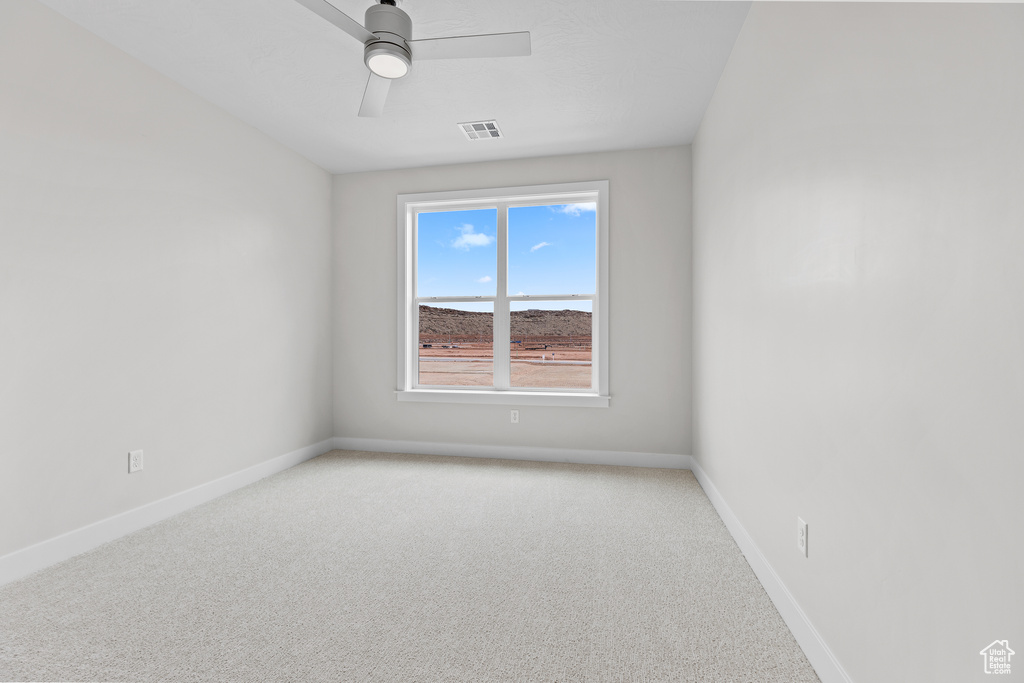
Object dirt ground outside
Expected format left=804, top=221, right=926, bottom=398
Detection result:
left=418, top=341, right=592, bottom=389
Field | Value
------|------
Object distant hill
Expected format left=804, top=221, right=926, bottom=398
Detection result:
left=419, top=306, right=591, bottom=339
left=510, top=307, right=591, bottom=338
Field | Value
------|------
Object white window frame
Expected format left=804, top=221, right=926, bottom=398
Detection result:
left=396, top=180, right=609, bottom=407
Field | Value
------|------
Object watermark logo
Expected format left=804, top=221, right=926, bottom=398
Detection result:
left=980, top=640, right=1014, bottom=675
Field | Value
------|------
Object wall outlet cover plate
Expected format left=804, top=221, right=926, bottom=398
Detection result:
left=129, top=450, right=144, bottom=473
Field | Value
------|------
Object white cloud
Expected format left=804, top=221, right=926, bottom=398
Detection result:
left=516, top=292, right=526, bottom=296
left=451, top=224, right=495, bottom=250
left=476, top=275, right=492, bottom=283
left=530, top=241, right=551, bottom=252
left=551, top=202, right=596, bottom=217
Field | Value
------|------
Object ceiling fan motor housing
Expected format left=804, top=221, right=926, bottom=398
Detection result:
left=363, top=3, right=412, bottom=76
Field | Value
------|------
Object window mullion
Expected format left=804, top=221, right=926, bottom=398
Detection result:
left=404, top=209, right=418, bottom=391
left=494, top=203, right=510, bottom=389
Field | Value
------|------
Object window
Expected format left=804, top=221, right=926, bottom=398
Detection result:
left=396, top=181, right=609, bottom=407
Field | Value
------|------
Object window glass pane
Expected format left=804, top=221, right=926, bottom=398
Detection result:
left=418, top=303, right=493, bottom=387
left=509, top=301, right=592, bottom=390
left=507, top=203, right=596, bottom=296
left=417, top=208, right=497, bottom=298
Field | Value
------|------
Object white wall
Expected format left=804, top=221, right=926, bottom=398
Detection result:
left=333, top=147, right=691, bottom=457
left=0, top=1, right=334, bottom=558
left=693, top=4, right=1023, bottom=682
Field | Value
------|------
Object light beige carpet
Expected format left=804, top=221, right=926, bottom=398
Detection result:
left=0, top=450, right=819, bottom=682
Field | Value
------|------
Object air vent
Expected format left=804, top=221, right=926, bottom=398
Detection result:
left=458, top=120, right=503, bottom=141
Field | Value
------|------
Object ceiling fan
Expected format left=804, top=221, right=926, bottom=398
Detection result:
left=294, top=0, right=532, bottom=117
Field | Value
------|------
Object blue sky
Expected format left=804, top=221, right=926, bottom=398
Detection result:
left=417, top=203, right=596, bottom=310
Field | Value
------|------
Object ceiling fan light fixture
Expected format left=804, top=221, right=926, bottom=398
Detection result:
left=365, top=44, right=410, bottom=79
left=294, top=0, right=531, bottom=116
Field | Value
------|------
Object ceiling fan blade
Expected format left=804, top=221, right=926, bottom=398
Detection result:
left=409, top=31, right=531, bottom=61
left=294, top=0, right=375, bottom=45
left=358, top=72, right=391, bottom=117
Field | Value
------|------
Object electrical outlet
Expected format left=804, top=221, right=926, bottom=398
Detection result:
left=129, top=450, right=144, bottom=473
left=510, top=409, right=520, bottom=424
left=797, top=517, right=808, bottom=557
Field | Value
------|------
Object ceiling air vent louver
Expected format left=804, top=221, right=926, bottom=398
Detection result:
left=459, top=120, right=503, bottom=141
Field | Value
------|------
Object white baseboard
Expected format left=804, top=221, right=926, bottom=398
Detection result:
left=688, top=457, right=854, bottom=683
left=332, top=436, right=690, bottom=470
left=0, top=438, right=335, bottom=588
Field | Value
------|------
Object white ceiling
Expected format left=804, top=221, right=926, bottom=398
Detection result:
left=37, top=0, right=751, bottom=174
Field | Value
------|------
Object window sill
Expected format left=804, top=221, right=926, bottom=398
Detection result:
left=395, top=389, right=610, bottom=408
